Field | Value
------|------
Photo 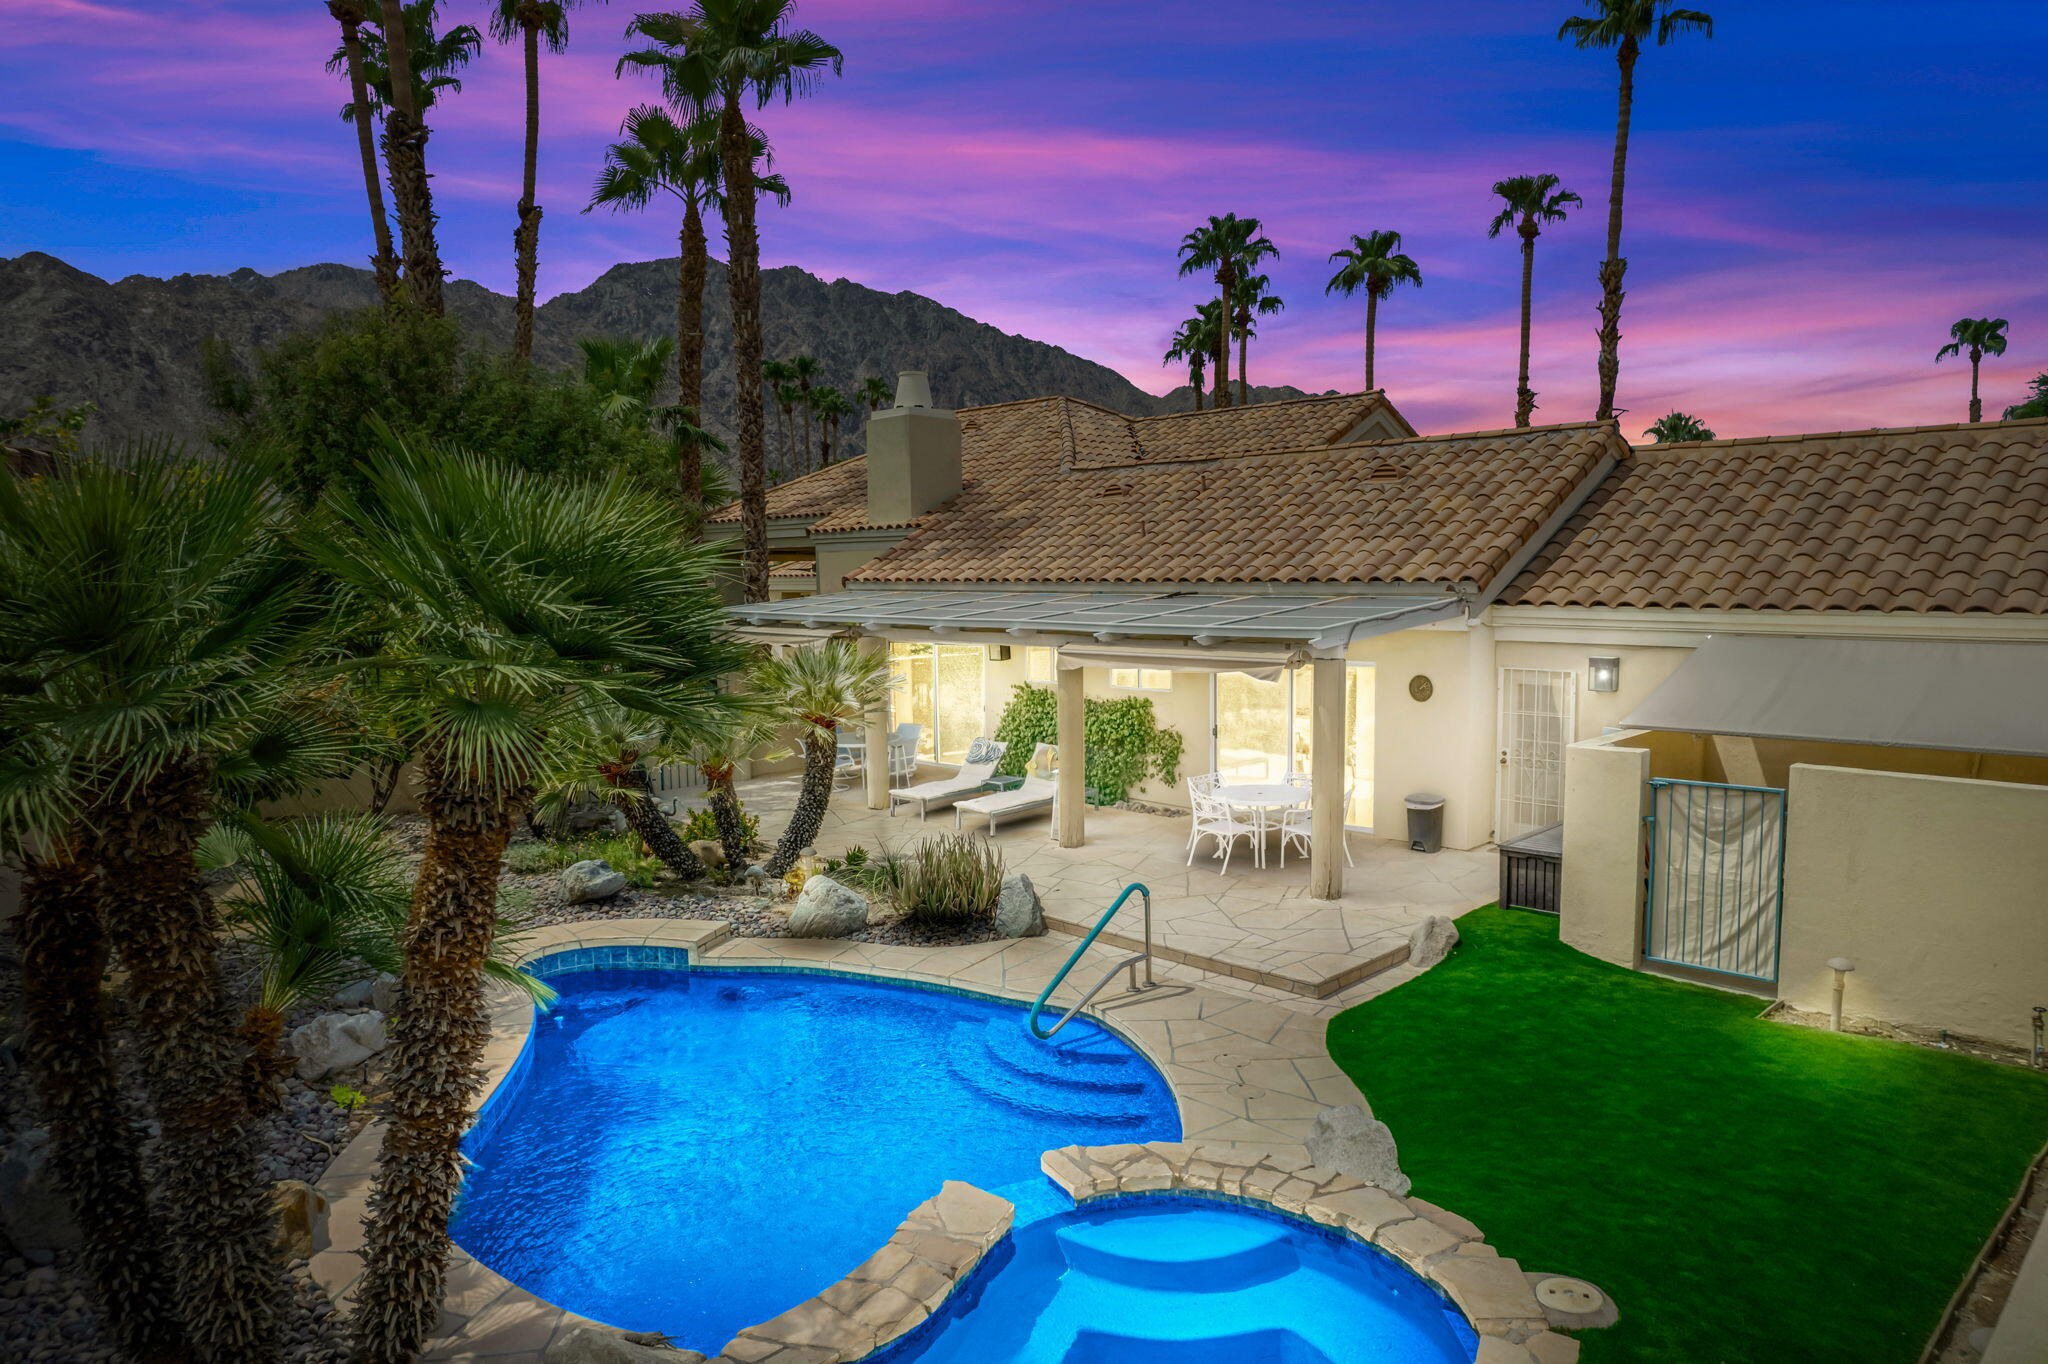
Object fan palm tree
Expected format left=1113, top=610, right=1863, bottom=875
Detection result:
left=1163, top=304, right=1221, bottom=411
left=753, top=639, right=895, bottom=877
left=786, top=354, right=822, bottom=474
left=1646, top=410, right=1715, bottom=442
left=579, top=334, right=677, bottom=427
left=315, top=432, right=748, bottom=1363
left=657, top=402, right=731, bottom=511
left=1559, top=1, right=1715, bottom=421
left=0, top=449, right=329, bottom=1362
left=772, top=380, right=805, bottom=478
left=326, top=1, right=400, bottom=306
left=372, top=0, right=471, bottom=314
left=679, top=686, right=785, bottom=871
left=1936, top=318, right=2011, bottom=423
left=763, top=358, right=797, bottom=473
left=619, top=2, right=843, bottom=603
left=491, top=1, right=600, bottom=363
left=811, top=385, right=854, bottom=465
left=1177, top=214, right=1276, bottom=409
left=1325, top=231, right=1421, bottom=393
left=1230, top=273, right=1285, bottom=404
left=858, top=375, right=894, bottom=411
left=334, top=0, right=482, bottom=121
left=1488, top=174, right=1583, bottom=427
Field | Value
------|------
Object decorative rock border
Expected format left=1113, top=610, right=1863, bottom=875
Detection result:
left=1039, top=1141, right=1593, bottom=1364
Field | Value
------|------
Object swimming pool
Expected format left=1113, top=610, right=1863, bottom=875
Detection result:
left=449, top=961, right=1179, bottom=1349
left=874, top=1195, right=1480, bottom=1364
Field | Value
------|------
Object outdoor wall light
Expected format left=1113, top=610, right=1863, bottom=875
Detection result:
left=1587, top=656, right=1621, bottom=692
left=1827, top=957, right=1856, bottom=1032
left=985, top=644, right=1012, bottom=662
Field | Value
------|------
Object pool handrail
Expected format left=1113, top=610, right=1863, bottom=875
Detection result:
left=1026, top=882, right=1155, bottom=1040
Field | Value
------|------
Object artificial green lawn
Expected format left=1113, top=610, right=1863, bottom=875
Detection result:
left=1325, top=906, right=2048, bottom=1364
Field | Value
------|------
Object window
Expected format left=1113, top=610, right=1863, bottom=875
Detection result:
left=1214, top=665, right=1376, bottom=828
left=1025, top=647, right=1056, bottom=685
left=1109, top=667, right=1173, bottom=691
left=888, top=641, right=987, bottom=764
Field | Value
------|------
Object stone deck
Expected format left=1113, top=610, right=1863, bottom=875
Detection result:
left=710, top=772, right=1498, bottom=998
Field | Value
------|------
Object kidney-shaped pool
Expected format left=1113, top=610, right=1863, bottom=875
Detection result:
left=450, top=958, right=1180, bottom=1349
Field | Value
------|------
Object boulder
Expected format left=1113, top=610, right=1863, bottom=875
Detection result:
left=290, top=1010, right=389, bottom=1083
left=786, top=875, right=868, bottom=938
left=334, top=972, right=401, bottom=1014
left=560, top=802, right=628, bottom=835
left=687, top=838, right=726, bottom=869
left=271, top=1179, right=329, bottom=1261
left=0, top=1130, right=80, bottom=1253
left=995, top=873, right=1045, bottom=938
left=1408, top=914, right=1459, bottom=970
left=546, top=1324, right=703, bottom=1363
left=1306, top=1104, right=1410, bottom=1196
left=560, top=859, right=628, bottom=904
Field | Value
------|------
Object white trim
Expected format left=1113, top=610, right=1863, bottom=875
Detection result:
left=1485, top=604, right=2048, bottom=646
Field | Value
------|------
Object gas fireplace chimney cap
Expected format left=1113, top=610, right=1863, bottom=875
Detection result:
left=893, top=370, right=933, bottom=409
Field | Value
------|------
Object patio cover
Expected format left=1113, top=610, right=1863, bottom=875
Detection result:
left=1624, top=635, right=2048, bottom=757
left=725, top=589, right=1465, bottom=655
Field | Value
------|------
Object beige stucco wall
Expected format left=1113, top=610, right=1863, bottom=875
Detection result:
left=1347, top=625, right=1496, bottom=849
left=1492, top=640, right=1694, bottom=742
left=1557, top=732, right=1651, bottom=967
left=261, top=764, right=422, bottom=819
left=1780, top=763, right=2048, bottom=1048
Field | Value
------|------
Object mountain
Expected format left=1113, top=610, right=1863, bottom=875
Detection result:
left=0, top=252, right=1315, bottom=458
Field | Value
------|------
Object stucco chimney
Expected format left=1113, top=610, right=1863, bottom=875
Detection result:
left=865, top=370, right=961, bottom=524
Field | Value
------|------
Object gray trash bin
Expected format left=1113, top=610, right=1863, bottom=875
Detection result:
left=1405, top=793, right=1446, bottom=854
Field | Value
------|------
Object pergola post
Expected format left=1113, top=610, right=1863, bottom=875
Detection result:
left=861, top=636, right=892, bottom=811
left=1055, top=661, right=1087, bottom=847
left=1309, top=655, right=1346, bottom=900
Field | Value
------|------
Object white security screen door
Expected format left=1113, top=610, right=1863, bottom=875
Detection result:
left=1496, top=667, right=1577, bottom=843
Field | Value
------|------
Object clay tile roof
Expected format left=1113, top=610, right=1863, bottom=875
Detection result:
left=1500, top=417, right=2048, bottom=614
left=767, top=560, right=816, bottom=578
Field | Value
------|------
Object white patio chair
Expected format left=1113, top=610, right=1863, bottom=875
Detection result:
left=889, top=739, right=1007, bottom=819
left=1186, top=784, right=1262, bottom=874
left=887, top=723, right=923, bottom=786
left=955, top=775, right=1057, bottom=835
left=1188, top=771, right=1222, bottom=797
left=832, top=736, right=865, bottom=792
left=1279, top=784, right=1357, bottom=868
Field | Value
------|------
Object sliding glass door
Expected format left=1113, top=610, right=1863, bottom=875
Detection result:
left=1214, top=666, right=1375, bottom=827
left=888, top=642, right=986, bottom=764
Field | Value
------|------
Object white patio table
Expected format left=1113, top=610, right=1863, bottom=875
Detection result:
left=1213, top=783, right=1309, bottom=868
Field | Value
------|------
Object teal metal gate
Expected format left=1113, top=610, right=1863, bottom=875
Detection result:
left=1644, top=778, right=1786, bottom=982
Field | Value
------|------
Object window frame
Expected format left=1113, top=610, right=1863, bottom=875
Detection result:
left=1108, top=666, right=1174, bottom=692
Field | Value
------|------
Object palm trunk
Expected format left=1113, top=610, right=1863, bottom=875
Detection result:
left=1237, top=316, right=1250, bottom=406
left=94, top=759, right=286, bottom=1364
left=1515, top=219, right=1538, bottom=427
left=1364, top=290, right=1379, bottom=391
left=1596, top=39, right=1637, bottom=422
left=798, top=381, right=814, bottom=476
left=1191, top=360, right=1204, bottom=412
left=511, top=20, right=543, bottom=364
left=350, top=761, right=522, bottom=1364
left=601, top=761, right=706, bottom=880
left=15, top=845, right=188, bottom=1364
left=1969, top=352, right=1983, bottom=422
left=334, top=6, right=399, bottom=307
left=1212, top=265, right=1234, bottom=408
left=678, top=200, right=707, bottom=417
left=368, top=755, right=405, bottom=816
left=719, top=85, right=770, bottom=602
left=762, top=727, right=835, bottom=877
left=376, top=0, right=443, bottom=316
left=704, top=765, right=752, bottom=871
left=236, top=1005, right=291, bottom=1114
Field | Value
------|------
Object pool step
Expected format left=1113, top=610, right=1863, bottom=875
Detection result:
left=1062, top=1327, right=1332, bottom=1364
left=971, top=1019, right=1153, bottom=1094
left=1054, top=1215, right=1298, bottom=1292
left=943, top=1049, right=1159, bottom=1126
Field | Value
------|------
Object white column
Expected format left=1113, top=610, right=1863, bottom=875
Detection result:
left=1055, top=663, right=1087, bottom=847
left=861, top=636, right=892, bottom=811
left=1309, top=656, right=1346, bottom=901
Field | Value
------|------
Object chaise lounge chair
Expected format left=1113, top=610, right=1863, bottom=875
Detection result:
left=954, top=775, right=1057, bottom=835
left=888, top=739, right=1008, bottom=819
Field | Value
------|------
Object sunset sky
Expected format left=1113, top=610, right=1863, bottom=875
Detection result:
left=5, top=0, right=2044, bottom=441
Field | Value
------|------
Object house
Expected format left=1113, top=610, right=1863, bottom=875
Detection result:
left=715, top=373, right=2048, bottom=1047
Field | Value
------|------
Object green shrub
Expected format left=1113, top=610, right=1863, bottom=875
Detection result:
left=879, top=835, right=1004, bottom=926
left=503, top=834, right=661, bottom=886
left=991, top=685, right=1186, bottom=805
left=680, top=803, right=758, bottom=850
left=502, top=841, right=565, bottom=875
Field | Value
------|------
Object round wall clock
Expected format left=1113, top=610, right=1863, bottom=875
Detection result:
left=1408, top=674, right=1434, bottom=702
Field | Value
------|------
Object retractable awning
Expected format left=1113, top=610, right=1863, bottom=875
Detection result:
left=725, top=589, right=1464, bottom=655
left=1624, top=636, right=2048, bottom=757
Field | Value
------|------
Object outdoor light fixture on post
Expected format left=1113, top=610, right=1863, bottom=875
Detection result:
left=1587, top=656, right=1621, bottom=692
left=1827, top=957, right=1856, bottom=1032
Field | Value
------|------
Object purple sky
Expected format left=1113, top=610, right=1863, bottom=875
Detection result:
left=5, top=0, right=2045, bottom=440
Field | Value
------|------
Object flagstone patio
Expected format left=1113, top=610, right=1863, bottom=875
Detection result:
left=710, top=774, right=1499, bottom=999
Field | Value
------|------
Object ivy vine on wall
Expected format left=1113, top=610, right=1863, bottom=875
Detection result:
left=991, top=684, right=1186, bottom=806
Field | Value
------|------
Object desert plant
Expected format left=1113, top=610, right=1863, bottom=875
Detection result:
left=879, top=835, right=1004, bottom=926
left=680, top=802, right=759, bottom=851
left=750, top=639, right=896, bottom=877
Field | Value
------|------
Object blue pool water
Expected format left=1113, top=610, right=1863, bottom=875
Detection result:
left=875, top=1196, right=1479, bottom=1364
left=449, top=964, right=1179, bottom=1349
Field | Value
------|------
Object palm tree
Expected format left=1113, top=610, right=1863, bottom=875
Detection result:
left=1163, top=302, right=1222, bottom=411
left=787, top=354, right=822, bottom=474
left=681, top=689, right=785, bottom=871
left=1230, top=273, right=1285, bottom=404
left=335, top=0, right=483, bottom=121
left=1325, top=230, right=1422, bottom=392
left=620, top=2, right=843, bottom=603
left=369, top=0, right=477, bottom=314
left=490, top=1, right=596, bottom=363
left=0, top=450, right=324, bottom=1362
left=579, top=334, right=677, bottom=427
left=753, top=639, right=895, bottom=877
left=763, top=358, right=797, bottom=474
left=1936, top=318, right=2011, bottom=423
left=858, top=374, right=894, bottom=411
left=1645, top=410, right=1715, bottom=442
left=1177, top=214, right=1276, bottom=409
left=811, top=385, right=854, bottom=465
left=1559, top=1, right=1715, bottom=421
left=316, top=434, right=749, bottom=1364
left=1488, top=174, right=1583, bottom=427
left=326, top=1, right=400, bottom=306
left=657, top=403, right=730, bottom=510
left=773, top=381, right=805, bottom=477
